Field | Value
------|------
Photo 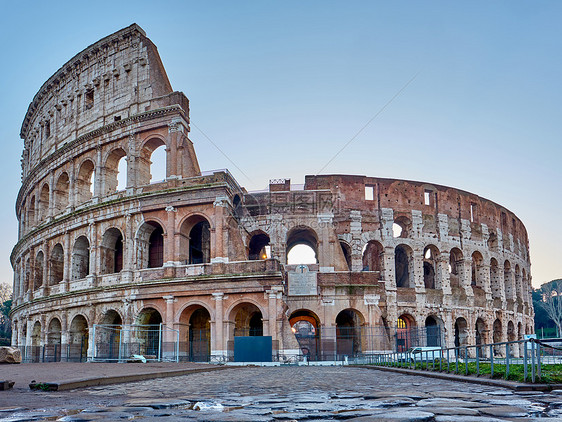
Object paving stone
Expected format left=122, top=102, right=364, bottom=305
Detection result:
left=478, top=405, right=529, bottom=417
left=346, top=409, right=434, bottom=421
left=434, top=417, right=506, bottom=422
left=417, top=406, right=480, bottom=416
left=416, top=398, right=488, bottom=408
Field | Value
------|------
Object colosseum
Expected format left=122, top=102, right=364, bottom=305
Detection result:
left=10, top=24, right=533, bottom=362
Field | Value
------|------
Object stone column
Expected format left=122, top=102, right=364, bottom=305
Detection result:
left=62, top=231, right=71, bottom=292
left=164, top=206, right=178, bottom=265
left=163, top=295, right=176, bottom=360
left=211, top=197, right=228, bottom=262
left=60, top=311, right=69, bottom=361
left=94, top=146, right=102, bottom=199
left=212, top=292, right=225, bottom=358
left=48, top=171, right=55, bottom=218
left=87, top=307, right=96, bottom=361
left=121, top=213, right=133, bottom=283
left=318, top=213, right=335, bottom=272
left=42, top=241, right=49, bottom=295
left=460, top=258, right=474, bottom=297
left=437, top=252, right=452, bottom=296
left=11, top=320, right=18, bottom=348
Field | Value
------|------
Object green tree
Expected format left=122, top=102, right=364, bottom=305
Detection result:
left=0, top=283, right=12, bottom=343
left=539, top=279, right=562, bottom=337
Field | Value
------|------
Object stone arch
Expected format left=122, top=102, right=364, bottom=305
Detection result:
left=248, top=230, right=270, bottom=260
left=423, top=245, right=439, bottom=289
left=425, top=314, right=442, bottom=347
left=100, top=227, right=124, bottom=274
left=34, top=250, right=44, bottom=289
left=289, top=309, right=321, bottom=360
left=139, top=137, right=167, bottom=185
left=69, top=314, right=89, bottom=361
left=39, top=183, right=49, bottom=220
left=393, top=215, right=411, bottom=238
left=137, top=221, right=165, bottom=269
left=76, top=159, right=95, bottom=203
left=454, top=317, right=468, bottom=349
left=98, top=309, right=123, bottom=360
left=46, top=317, right=62, bottom=361
left=362, top=240, right=383, bottom=272
left=490, top=258, right=502, bottom=300
left=286, top=226, right=318, bottom=265
left=449, top=248, right=464, bottom=288
left=135, top=307, right=164, bottom=357
left=71, top=235, right=90, bottom=280
left=228, top=301, right=264, bottom=337
left=475, top=317, right=487, bottom=346
left=49, top=243, right=64, bottom=285
left=54, top=172, right=70, bottom=214
left=31, top=320, right=41, bottom=347
left=339, top=241, right=352, bottom=271
left=27, top=195, right=36, bottom=227
left=179, top=214, right=211, bottom=264
left=515, top=264, right=522, bottom=299
left=104, top=147, right=127, bottom=193
left=471, top=251, right=485, bottom=288
left=504, top=260, right=514, bottom=299
left=395, top=244, right=414, bottom=288
left=335, top=308, right=365, bottom=358
left=180, top=304, right=212, bottom=362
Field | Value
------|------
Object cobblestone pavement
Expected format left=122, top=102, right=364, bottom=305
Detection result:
left=2, top=366, right=562, bottom=421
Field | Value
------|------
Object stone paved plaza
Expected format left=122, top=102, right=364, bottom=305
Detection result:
left=2, top=366, right=562, bottom=421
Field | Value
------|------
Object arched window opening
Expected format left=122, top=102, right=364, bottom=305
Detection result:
left=515, top=265, right=522, bottom=299
left=99, top=310, right=122, bottom=360
left=188, top=307, right=211, bottom=362
left=336, top=309, right=363, bottom=359
left=340, top=241, right=351, bottom=271
left=49, top=243, right=64, bottom=285
left=493, top=318, right=502, bottom=355
left=490, top=258, right=502, bottom=300
left=137, top=221, right=165, bottom=269
left=423, top=245, right=438, bottom=289
left=100, top=228, right=123, bottom=274
left=69, top=315, right=89, bottom=361
left=71, top=236, right=90, bottom=280
left=149, top=145, right=166, bottom=183
left=54, top=172, right=70, bottom=214
left=248, top=232, right=270, bottom=260
left=189, top=221, right=211, bottom=264
left=105, top=149, right=127, bottom=194
left=475, top=318, right=486, bottom=349
left=362, top=240, right=383, bottom=272
left=34, top=251, right=44, bottom=290
left=471, top=251, right=484, bottom=288
left=395, top=245, right=413, bottom=288
left=139, top=139, right=166, bottom=186
left=77, top=160, right=95, bottom=203
left=504, top=260, right=513, bottom=299
left=27, top=195, right=36, bottom=227
left=425, top=316, right=441, bottom=347
left=39, top=184, right=49, bottom=220
left=24, top=257, right=31, bottom=292
left=232, top=194, right=243, bottom=218
left=31, top=321, right=41, bottom=347
left=46, top=318, right=62, bottom=362
left=286, top=227, right=318, bottom=265
left=289, top=309, right=321, bottom=360
left=232, top=303, right=263, bottom=337
left=449, top=248, right=463, bottom=288
left=136, top=308, right=163, bottom=357
left=454, top=317, right=468, bottom=349
left=179, top=216, right=211, bottom=265
left=393, top=216, right=411, bottom=238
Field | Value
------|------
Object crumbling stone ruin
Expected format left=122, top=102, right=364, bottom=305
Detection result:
left=10, top=24, right=533, bottom=361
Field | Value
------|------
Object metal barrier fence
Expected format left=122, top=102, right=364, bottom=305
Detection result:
left=91, top=323, right=180, bottom=362
left=362, top=337, right=559, bottom=383
left=20, top=342, right=88, bottom=363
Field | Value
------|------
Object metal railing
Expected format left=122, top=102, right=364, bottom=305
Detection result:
left=361, top=337, right=558, bottom=383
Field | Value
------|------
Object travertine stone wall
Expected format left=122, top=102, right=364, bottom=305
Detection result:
left=10, top=25, right=533, bottom=361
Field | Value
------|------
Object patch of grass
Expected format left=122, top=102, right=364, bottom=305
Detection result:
left=376, top=360, right=562, bottom=384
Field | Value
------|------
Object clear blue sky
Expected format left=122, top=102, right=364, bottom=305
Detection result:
left=0, top=1, right=560, bottom=289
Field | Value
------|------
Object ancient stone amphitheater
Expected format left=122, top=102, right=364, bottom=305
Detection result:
left=10, top=24, right=533, bottom=362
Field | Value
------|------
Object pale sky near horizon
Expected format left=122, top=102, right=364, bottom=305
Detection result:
left=0, top=1, right=560, bottom=290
